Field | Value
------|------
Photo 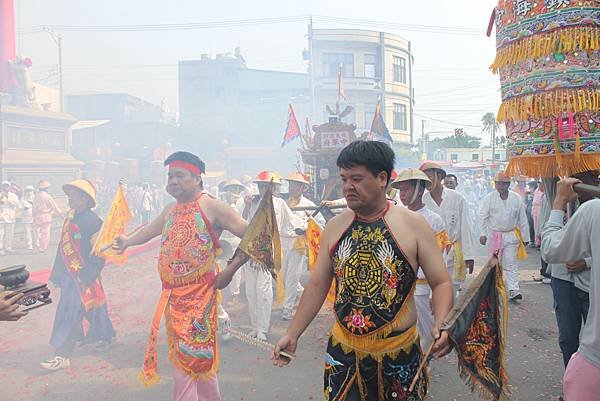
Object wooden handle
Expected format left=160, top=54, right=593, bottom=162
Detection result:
left=408, top=341, right=435, bottom=392
left=574, top=183, right=600, bottom=197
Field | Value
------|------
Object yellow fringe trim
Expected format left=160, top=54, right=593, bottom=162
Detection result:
left=331, top=322, right=419, bottom=362
left=331, top=289, right=415, bottom=352
left=506, top=153, right=600, bottom=178
left=497, top=88, right=600, bottom=123
left=491, top=26, right=600, bottom=73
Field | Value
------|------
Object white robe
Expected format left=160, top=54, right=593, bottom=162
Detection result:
left=479, top=190, right=530, bottom=292
left=423, top=187, right=474, bottom=285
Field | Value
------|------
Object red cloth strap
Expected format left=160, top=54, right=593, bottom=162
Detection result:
left=168, top=160, right=203, bottom=175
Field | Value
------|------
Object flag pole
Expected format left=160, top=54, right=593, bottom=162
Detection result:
left=409, top=341, right=436, bottom=392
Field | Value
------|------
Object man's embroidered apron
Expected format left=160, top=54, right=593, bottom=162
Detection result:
left=325, top=207, right=427, bottom=401
left=141, top=194, right=223, bottom=386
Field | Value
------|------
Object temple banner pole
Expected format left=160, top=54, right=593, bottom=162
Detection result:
left=0, top=0, right=16, bottom=93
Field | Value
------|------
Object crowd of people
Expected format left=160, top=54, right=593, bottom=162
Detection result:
left=0, top=177, right=62, bottom=255
left=0, top=142, right=598, bottom=401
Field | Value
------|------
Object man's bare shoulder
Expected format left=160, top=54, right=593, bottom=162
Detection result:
left=322, top=209, right=354, bottom=241
left=386, top=204, right=424, bottom=226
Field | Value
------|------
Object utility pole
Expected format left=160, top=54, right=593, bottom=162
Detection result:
left=308, top=15, right=315, bottom=123
left=42, top=27, right=64, bottom=112
left=491, top=121, right=497, bottom=170
left=58, top=34, right=63, bottom=112
left=420, top=119, right=425, bottom=160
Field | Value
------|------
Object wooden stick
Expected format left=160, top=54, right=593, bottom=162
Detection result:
left=408, top=341, right=435, bottom=392
left=93, top=224, right=146, bottom=255
left=574, top=183, right=600, bottom=197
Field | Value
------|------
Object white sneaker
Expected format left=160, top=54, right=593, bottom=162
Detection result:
left=248, top=329, right=258, bottom=338
left=508, top=290, right=523, bottom=301
left=256, top=332, right=267, bottom=341
left=220, top=317, right=232, bottom=341
left=542, top=278, right=551, bottom=284
left=41, top=356, right=70, bottom=371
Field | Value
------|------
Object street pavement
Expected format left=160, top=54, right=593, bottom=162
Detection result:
left=0, top=243, right=565, bottom=401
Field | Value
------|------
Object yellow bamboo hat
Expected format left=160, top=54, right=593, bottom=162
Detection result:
left=286, top=172, right=310, bottom=185
left=391, top=168, right=432, bottom=189
left=419, top=162, right=447, bottom=178
left=494, top=172, right=512, bottom=183
left=253, top=171, right=282, bottom=185
left=62, top=179, right=97, bottom=206
left=221, top=179, right=246, bottom=191
left=38, top=180, right=51, bottom=190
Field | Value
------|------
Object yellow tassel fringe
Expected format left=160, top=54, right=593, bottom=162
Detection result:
left=491, top=26, right=600, bottom=73
left=506, top=153, right=600, bottom=178
left=498, top=88, right=600, bottom=123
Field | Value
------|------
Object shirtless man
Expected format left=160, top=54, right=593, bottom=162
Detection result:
left=273, top=141, right=453, bottom=401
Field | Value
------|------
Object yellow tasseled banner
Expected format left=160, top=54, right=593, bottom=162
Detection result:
left=491, top=27, right=600, bottom=73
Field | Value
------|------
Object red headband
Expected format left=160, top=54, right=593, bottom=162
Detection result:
left=168, top=161, right=203, bottom=175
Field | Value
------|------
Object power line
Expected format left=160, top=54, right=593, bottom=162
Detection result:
left=20, top=14, right=482, bottom=36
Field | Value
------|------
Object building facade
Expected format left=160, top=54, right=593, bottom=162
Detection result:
left=309, top=29, right=414, bottom=144
left=178, top=50, right=310, bottom=176
left=429, top=147, right=508, bottom=163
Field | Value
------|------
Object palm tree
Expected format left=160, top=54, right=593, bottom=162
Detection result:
left=481, top=113, right=500, bottom=165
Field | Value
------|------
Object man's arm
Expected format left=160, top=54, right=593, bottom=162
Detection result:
left=48, top=196, right=62, bottom=215
left=213, top=199, right=248, bottom=239
left=273, top=224, right=334, bottom=366
left=113, top=206, right=166, bottom=252
left=479, top=195, right=490, bottom=245
left=541, top=178, right=593, bottom=264
left=416, top=216, right=453, bottom=358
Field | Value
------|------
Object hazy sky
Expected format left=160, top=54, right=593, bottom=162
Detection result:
left=17, top=0, right=502, bottom=142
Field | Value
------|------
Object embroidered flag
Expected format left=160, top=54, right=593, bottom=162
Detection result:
left=237, top=183, right=284, bottom=302
left=369, top=98, right=393, bottom=144
left=441, top=257, right=510, bottom=401
left=281, top=104, right=302, bottom=147
left=92, top=184, right=132, bottom=265
left=338, top=63, right=346, bottom=100
left=306, top=216, right=336, bottom=304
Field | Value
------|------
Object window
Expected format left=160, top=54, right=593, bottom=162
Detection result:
left=450, top=153, right=458, bottom=162
left=393, top=103, right=407, bottom=131
left=393, top=56, right=406, bottom=83
left=472, top=153, right=480, bottom=161
left=494, top=153, right=501, bottom=160
left=322, top=53, right=354, bottom=77
left=364, top=54, right=376, bottom=78
left=364, top=103, right=376, bottom=129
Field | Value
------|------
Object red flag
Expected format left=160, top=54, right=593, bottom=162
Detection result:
left=338, top=64, right=346, bottom=101
left=304, top=115, right=313, bottom=146
left=281, top=104, right=301, bottom=147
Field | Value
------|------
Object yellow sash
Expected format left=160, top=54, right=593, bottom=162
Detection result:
left=453, top=241, right=466, bottom=282
left=514, top=228, right=528, bottom=260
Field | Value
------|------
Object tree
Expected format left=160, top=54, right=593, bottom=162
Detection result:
left=430, top=130, right=481, bottom=148
left=481, top=112, right=500, bottom=147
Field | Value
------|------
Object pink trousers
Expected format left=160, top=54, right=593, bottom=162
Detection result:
left=563, top=352, right=600, bottom=401
left=37, top=222, right=52, bottom=252
left=173, top=366, right=221, bottom=401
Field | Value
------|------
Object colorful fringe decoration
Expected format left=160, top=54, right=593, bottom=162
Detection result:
left=491, top=26, right=600, bottom=73
left=497, top=88, right=600, bottom=122
left=492, top=1, right=600, bottom=177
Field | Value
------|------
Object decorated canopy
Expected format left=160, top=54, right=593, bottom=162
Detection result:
left=492, top=0, right=600, bottom=177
